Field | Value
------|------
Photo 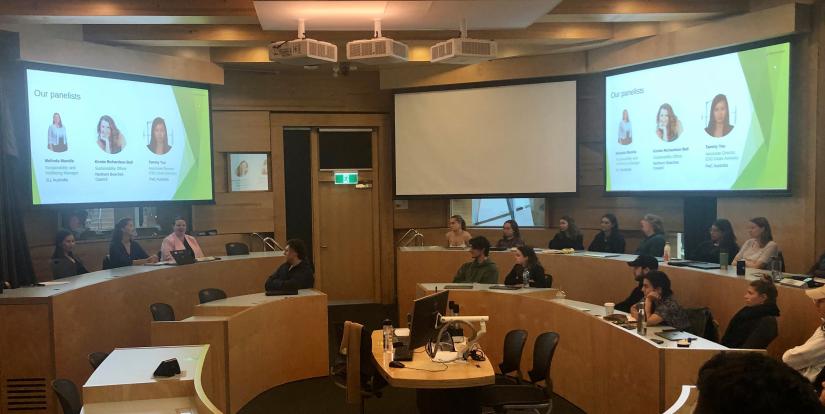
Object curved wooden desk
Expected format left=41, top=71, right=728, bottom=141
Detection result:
left=369, top=330, right=494, bottom=389
left=416, top=283, right=757, bottom=414
left=81, top=345, right=221, bottom=414
left=398, top=247, right=819, bottom=357
left=151, top=290, right=329, bottom=413
left=0, top=252, right=283, bottom=414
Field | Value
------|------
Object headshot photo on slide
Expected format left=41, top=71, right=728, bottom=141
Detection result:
left=96, top=115, right=126, bottom=154
left=47, top=112, right=68, bottom=153
left=236, top=160, right=249, bottom=177
left=655, top=103, right=683, bottom=142
left=618, top=109, right=632, bottom=145
left=147, top=117, right=172, bottom=155
left=705, top=94, right=735, bottom=138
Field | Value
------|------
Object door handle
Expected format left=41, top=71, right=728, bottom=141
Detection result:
left=321, top=244, right=329, bottom=248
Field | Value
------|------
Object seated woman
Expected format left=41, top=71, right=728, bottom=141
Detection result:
left=548, top=216, right=584, bottom=250
left=108, top=218, right=159, bottom=268
left=721, top=275, right=779, bottom=349
left=732, top=217, right=779, bottom=269
left=783, top=285, right=825, bottom=382
left=808, top=251, right=825, bottom=278
left=160, top=216, right=204, bottom=262
left=495, top=219, right=524, bottom=249
left=635, top=214, right=666, bottom=257
left=504, top=246, right=548, bottom=288
left=630, top=270, right=690, bottom=331
left=51, top=229, right=89, bottom=279
left=588, top=213, right=626, bottom=253
left=691, top=219, right=740, bottom=264
left=445, top=215, right=472, bottom=247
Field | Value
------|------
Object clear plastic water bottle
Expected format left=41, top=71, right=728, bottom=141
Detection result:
left=663, top=242, right=672, bottom=262
left=636, top=300, right=647, bottom=336
left=382, top=319, right=394, bottom=357
left=770, top=256, right=782, bottom=282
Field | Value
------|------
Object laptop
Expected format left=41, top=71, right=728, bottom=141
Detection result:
left=668, top=260, right=720, bottom=270
left=580, top=252, right=620, bottom=258
left=489, top=285, right=520, bottom=291
left=170, top=249, right=196, bottom=265
left=443, top=284, right=474, bottom=290
left=655, top=331, right=696, bottom=341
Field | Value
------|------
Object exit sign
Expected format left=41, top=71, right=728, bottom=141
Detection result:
left=334, top=171, right=358, bottom=185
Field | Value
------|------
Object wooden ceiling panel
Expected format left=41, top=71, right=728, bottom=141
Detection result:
left=541, top=0, right=749, bottom=22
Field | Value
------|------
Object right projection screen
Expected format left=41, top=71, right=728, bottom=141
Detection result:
left=394, top=81, right=577, bottom=197
left=604, top=42, right=790, bottom=193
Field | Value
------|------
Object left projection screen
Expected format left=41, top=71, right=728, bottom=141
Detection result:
left=27, top=67, right=214, bottom=205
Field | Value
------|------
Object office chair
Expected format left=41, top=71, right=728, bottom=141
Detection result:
left=225, top=242, right=250, bottom=256
left=479, top=331, right=560, bottom=414
left=544, top=273, right=553, bottom=288
left=51, top=379, right=82, bottom=414
left=497, top=329, right=528, bottom=385
left=101, top=255, right=111, bottom=270
left=685, top=307, right=719, bottom=342
left=199, top=288, right=227, bottom=304
left=150, top=302, right=176, bottom=321
left=330, top=321, right=386, bottom=414
left=88, top=352, right=109, bottom=371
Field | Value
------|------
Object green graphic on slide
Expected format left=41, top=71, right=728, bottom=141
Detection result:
left=171, top=86, right=212, bottom=200
left=731, top=43, right=789, bottom=190
left=31, top=161, right=41, bottom=204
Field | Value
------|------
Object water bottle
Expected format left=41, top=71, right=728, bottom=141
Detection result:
left=719, top=251, right=729, bottom=271
left=663, top=242, right=672, bottom=262
left=382, top=319, right=394, bottom=356
left=770, top=256, right=782, bottom=282
left=636, top=301, right=647, bottom=336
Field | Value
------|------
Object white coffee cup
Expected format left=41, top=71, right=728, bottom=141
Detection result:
left=604, top=302, right=615, bottom=316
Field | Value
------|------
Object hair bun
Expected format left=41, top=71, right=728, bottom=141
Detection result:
left=760, top=274, right=774, bottom=283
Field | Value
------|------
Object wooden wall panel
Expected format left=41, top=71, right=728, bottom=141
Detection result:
left=192, top=192, right=275, bottom=235
left=211, top=111, right=271, bottom=153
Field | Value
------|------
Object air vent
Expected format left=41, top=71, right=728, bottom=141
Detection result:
left=5, top=378, right=48, bottom=412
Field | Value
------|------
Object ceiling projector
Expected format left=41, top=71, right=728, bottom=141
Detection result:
left=431, top=37, right=497, bottom=64
left=346, top=20, right=408, bottom=65
left=269, top=38, right=338, bottom=65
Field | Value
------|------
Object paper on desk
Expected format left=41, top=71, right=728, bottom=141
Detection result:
left=40, top=281, right=70, bottom=286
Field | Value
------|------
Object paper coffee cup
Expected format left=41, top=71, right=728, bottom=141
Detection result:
left=604, top=302, right=615, bottom=316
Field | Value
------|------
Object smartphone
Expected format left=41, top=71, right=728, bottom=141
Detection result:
left=650, top=338, right=664, bottom=344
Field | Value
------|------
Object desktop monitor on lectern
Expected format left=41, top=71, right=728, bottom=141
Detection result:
left=409, top=290, right=450, bottom=350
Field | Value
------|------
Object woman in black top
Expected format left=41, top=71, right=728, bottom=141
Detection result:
left=588, top=213, right=626, bottom=253
left=51, top=229, right=89, bottom=279
left=548, top=216, right=584, bottom=250
left=691, top=219, right=740, bottom=264
left=504, top=246, right=548, bottom=288
left=721, top=275, right=779, bottom=349
left=108, top=218, right=158, bottom=268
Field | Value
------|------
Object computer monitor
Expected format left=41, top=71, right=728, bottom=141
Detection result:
left=409, top=290, right=449, bottom=350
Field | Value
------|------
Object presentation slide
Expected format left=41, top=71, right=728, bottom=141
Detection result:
left=27, top=67, right=213, bottom=205
left=604, top=42, right=789, bottom=192
left=229, top=153, right=270, bottom=192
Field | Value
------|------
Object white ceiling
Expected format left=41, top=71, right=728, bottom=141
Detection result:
left=253, top=1, right=562, bottom=31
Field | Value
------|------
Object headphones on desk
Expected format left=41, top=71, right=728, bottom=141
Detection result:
left=468, top=348, right=486, bottom=362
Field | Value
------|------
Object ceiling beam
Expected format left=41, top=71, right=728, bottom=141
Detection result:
left=0, top=0, right=258, bottom=24
left=82, top=23, right=614, bottom=47
left=541, top=0, right=750, bottom=22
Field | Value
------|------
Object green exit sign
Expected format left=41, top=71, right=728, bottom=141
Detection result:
left=334, top=171, right=358, bottom=185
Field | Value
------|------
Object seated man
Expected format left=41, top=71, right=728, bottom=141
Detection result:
left=264, top=239, right=314, bottom=291
left=615, top=255, right=658, bottom=312
left=453, top=236, right=498, bottom=284
left=694, top=352, right=823, bottom=414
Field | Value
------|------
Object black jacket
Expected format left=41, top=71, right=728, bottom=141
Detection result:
left=721, top=303, right=780, bottom=349
left=690, top=240, right=740, bottom=264
left=635, top=233, right=666, bottom=257
left=503, top=264, right=548, bottom=288
left=548, top=232, right=584, bottom=250
left=51, top=255, right=89, bottom=279
left=108, top=240, right=149, bottom=269
left=615, top=280, right=644, bottom=313
left=588, top=231, right=626, bottom=254
left=265, top=260, right=315, bottom=291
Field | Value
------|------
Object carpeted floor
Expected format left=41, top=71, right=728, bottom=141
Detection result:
left=239, top=303, right=585, bottom=414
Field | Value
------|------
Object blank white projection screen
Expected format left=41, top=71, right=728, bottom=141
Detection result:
left=394, top=81, right=577, bottom=196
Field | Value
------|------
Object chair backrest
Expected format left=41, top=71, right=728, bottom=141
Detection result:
left=51, top=379, right=81, bottom=414
left=499, top=329, right=528, bottom=376
left=88, top=352, right=109, bottom=370
left=685, top=307, right=719, bottom=342
left=225, top=242, right=250, bottom=256
left=544, top=273, right=553, bottom=288
left=101, top=255, right=111, bottom=270
left=527, top=332, right=560, bottom=385
left=150, top=302, right=176, bottom=321
left=340, top=321, right=364, bottom=405
left=199, top=288, right=227, bottom=304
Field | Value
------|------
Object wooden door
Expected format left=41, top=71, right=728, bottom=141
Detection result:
left=317, top=172, right=375, bottom=302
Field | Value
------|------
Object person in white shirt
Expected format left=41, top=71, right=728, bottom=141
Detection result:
left=48, top=113, right=67, bottom=152
left=618, top=109, right=632, bottom=145
left=732, top=217, right=780, bottom=269
left=783, top=284, right=825, bottom=382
